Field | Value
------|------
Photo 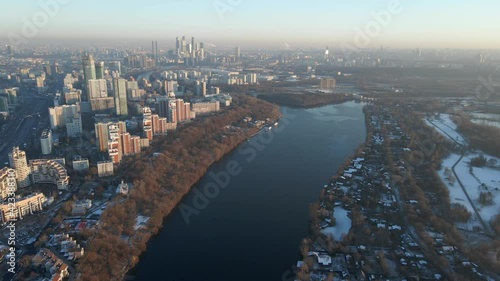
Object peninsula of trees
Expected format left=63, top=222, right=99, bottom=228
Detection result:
left=75, top=94, right=281, bottom=281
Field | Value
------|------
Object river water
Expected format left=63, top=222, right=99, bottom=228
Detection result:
left=130, top=102, right=367, bottom=281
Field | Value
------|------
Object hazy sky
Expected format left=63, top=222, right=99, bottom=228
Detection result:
left=1, top=0, right=499, bottom=49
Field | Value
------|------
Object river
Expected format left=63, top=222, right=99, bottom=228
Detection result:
left=129, top=101, right=367, bottom=281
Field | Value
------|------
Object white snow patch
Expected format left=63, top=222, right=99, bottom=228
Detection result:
left=321, top=207, right=352, bottom=241
left=471, top=119, right=500, bottom=129
left=425, top=114, right=467, bottom=146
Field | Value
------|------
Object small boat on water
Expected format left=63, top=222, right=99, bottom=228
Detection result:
left=274, top=122, right=279, bottom=127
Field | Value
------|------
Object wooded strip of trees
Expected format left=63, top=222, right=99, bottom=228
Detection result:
left=258, top=93, right=353, bottom=108
left=454, top=114, right=500, bottom=158
left=75, top=95, right=281, bottom=281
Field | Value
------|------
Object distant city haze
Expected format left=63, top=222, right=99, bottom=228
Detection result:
left=0, top=0, right=499, bottom=49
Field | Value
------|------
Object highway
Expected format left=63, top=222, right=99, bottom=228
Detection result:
left=0, top=94, right=52, bottom=166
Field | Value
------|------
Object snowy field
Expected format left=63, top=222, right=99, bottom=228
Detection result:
left=439, top=153, right=500, bottom=229
left=439, top=154, right=475, bottom=213
left=439, top=154, right=482, bottom=230
left=471, top=119, right=500, bottom=129
left=321, top=207, right=352, bottom=241
left=457, top=153, right=500, bottom=223
left=470, top=113, right=500, bottom=129
left=469, top=153, right=500, bottom=223
left=425, top=114, right=468, bottom=146
left=471, top=113, right=500, bottom=122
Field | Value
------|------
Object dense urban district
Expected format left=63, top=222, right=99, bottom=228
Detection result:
left=0, top=39, right=499, bottom=281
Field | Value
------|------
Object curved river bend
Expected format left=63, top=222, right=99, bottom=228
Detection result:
left=130, top=102, right=367, bottom=281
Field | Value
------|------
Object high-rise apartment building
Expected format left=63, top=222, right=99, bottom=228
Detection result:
left=66, top=116, right=83, bottom=138
left=235, top=46, right=241, bottom=60
left=120, top=132, right=132, bottom=156
left=113, top=78, right=128, bottom=116
left=40, top=129, right=53, bottom=155
left=6, top=45, right=13, bottom=56
left=8, top=147, right=31, bottom=188
left=64, top=90, right=82, bottom=105
left=87, top=79, right=108, bottom=100
left=95, top=121, right=126, bottom=152
left=143, top=107, right=153, bottom=141
left=108, top=124, right=122, bottom=164
left=48, top=104, right=80, bottom=130
left=95, top=62, right=105, bottom=79
left=167, top=99, right=177, bottom=123
left=172, top=99, right=195, bottom=123
left=82, top=54, right=96, bottom=99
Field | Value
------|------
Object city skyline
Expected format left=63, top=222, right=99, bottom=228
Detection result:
left=0, top=0, right=499, bottom=49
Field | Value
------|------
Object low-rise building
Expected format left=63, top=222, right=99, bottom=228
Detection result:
left=97, top=161, right=114, bottom=177
left=30, top=159, right=69, bottom=190
left=72, top=199, right=92, bottom=215
left=32, top=248, right=70, bottom=280
left=0, top=193, right=46, bottom=223
left=116, top=180, right=129, bottom=195
left=72, top=157, right=89, bottom=172
left=191, top=100, right=220, bottom=115
left=65, top=116, right=83, bottom=138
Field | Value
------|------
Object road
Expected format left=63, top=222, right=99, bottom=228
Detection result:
left=0, top=94, right=52, bottom=165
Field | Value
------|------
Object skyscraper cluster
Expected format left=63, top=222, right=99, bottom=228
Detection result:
left=124, top=55, right=156, bottom=68
left=82, top=54, right=129, bottom=116
left=175, top=36, right=205, bottom=66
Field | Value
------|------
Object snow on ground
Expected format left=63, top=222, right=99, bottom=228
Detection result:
left=425, top=114, right=468, bottom=146
left=470, top=110, right=500, bottom=129
left=134, top=215, right=150, bottom=231
left=471, top=119, right=500, bottom=129
left=439, top=154, right=482, bottom=230
left=439, top=153, right=500, bottom=229
left=469, top=154, right=500, bottom=223
left=471, top=112, right=500, bottom=122
left=439, top=154, right=475, bottom=213
left=321, top=207, right=352, bottom=241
